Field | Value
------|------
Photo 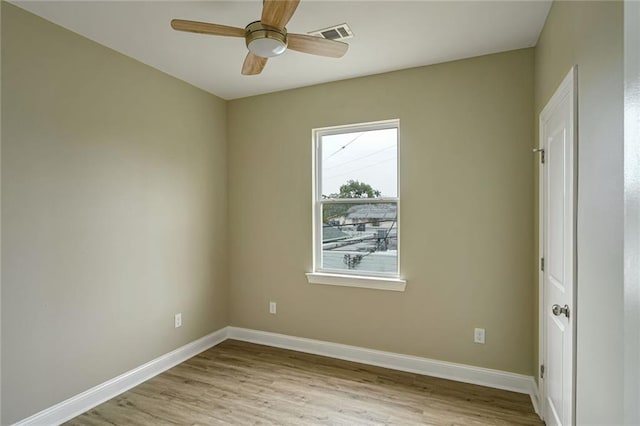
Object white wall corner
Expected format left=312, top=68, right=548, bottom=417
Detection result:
left=12, top=327, right=230, bottom=426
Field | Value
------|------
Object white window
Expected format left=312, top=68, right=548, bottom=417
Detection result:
left=306, top=120, right=406, bottom=291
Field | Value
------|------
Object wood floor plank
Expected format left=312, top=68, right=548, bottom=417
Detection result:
left=66, top=340, right=542, bottom=426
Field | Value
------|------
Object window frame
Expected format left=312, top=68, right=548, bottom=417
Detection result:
left=306, top=119, right=406, bottom=291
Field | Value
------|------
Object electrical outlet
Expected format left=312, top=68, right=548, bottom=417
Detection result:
left=174, top=313, right=182, bottom=328
left=474, top=327, right=485, bottom=344
left=269, top=302, right=277, bottom=314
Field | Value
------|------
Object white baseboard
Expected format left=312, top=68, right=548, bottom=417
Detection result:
left=529, top=379, right=541, bottom=416
left=13, top=327, right=229, bottom=426
left=14, top=326, right=541, bottom=425
left=228, top=327, right=539, bottom=406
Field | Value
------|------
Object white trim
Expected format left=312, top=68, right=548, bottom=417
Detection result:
left=12, top=327, right=229, bottom=426
left=529, top=379, right=541, bottom=417
left=537, top=65, right=578, bottom=425
left=14, top=326, right=541, bottom=425
left=624, top=2, right=640, bottom=423
left=537, top=85, right=545, bottom=422
left=306, top=272, right=406, bottom=291
left=312, top=119, right=401, bottom=283
left=227, top=327, right=538, bottom=400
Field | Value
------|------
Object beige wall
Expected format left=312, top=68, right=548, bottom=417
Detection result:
left=534, top=1, right=624, bottom=423
left=1, top=4, right=229, bottom=424
left=0, top=4, right=553, bottom=423
left=228, top=49, right=535, bottom=375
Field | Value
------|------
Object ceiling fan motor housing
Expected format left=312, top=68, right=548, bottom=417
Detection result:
left=245, top=21, right=288, bottom=58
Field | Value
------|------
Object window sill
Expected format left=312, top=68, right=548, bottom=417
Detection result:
left=305, top=272, right=406, bottom=292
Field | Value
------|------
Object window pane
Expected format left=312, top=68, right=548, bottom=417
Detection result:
left=321, top=201, right=398, bottom=274
left=321, top=128, right=397, bottom=198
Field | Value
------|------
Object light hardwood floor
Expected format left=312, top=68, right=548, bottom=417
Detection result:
left=66, top=340, right=542, bottom=425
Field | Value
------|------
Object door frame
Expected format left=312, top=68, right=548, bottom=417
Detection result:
left=537, top=65, right=578, bottom=424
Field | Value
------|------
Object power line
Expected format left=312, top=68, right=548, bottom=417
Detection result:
left=325, top=133, right=364, bottom=159
left=323, top=145, right=395, bottom=171
left=324, top=157, right=396, bottom=180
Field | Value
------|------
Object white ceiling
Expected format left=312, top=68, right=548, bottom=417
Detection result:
left=11, top=1, right=552, bottom=100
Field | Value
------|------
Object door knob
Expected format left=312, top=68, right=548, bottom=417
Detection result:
left=552, top=304, right=570, bottom=318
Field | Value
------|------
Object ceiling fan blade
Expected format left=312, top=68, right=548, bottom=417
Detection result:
left=242, top=52, right=268, bottom=75
left=287, top=34, right=348, bottom=58
left=171, top=19, right=246, bottom=38
left=261, top=0, right=300, bottom=30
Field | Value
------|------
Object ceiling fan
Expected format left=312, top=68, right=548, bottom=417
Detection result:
left=171, top=0, right=349, bottom=76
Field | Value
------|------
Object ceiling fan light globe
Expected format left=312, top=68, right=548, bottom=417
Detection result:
left=248, top=38, right=287, bottom=58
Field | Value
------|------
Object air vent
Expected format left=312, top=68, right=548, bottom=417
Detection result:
left=309, top=23, right=353, bottom=41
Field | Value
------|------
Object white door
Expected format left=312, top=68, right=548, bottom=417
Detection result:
left=539, top=67, right=576, bottom=426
